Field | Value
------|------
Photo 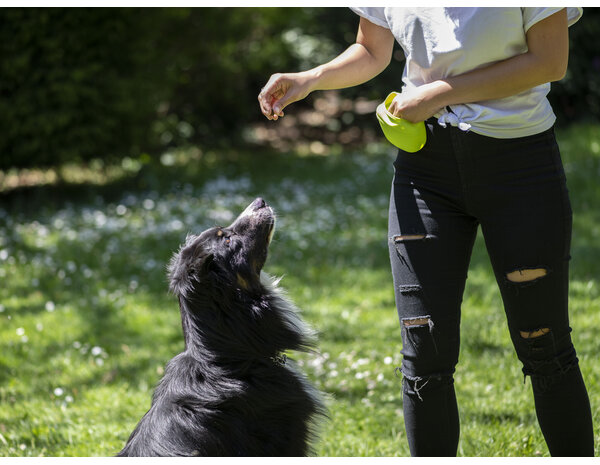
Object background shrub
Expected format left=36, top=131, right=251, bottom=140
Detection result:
left=0, top=8, right=166, bottom=169
left=1, top=7, right=598, bottom=170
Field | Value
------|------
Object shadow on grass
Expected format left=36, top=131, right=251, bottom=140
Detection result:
left=469, top=409, right=537, bottom=426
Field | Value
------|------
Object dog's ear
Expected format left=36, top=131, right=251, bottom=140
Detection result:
left=169, top=241, right=217, bottom=296
left=168, top=252, right=188, bottom=296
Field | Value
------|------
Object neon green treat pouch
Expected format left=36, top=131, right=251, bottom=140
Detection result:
left=376, top=92, right=426, bottom=153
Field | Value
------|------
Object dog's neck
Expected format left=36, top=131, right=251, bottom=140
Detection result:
left=178, top=295, right=287, bottom=367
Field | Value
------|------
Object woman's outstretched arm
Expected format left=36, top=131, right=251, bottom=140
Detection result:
left=258, top=17, right=395, bottom=120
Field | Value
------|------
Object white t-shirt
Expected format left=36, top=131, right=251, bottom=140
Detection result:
left=350, top=7, right=583, bottom=138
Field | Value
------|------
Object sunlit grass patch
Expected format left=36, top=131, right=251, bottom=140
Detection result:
left=0, top=124, right=599, bottom=456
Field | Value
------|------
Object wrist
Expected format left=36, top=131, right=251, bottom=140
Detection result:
left=423, top=80, right=453, bottom=112
left=301, top=67, right=323, bottom=94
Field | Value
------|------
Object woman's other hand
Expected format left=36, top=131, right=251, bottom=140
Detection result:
left=387, top=83, right=445, bottom=123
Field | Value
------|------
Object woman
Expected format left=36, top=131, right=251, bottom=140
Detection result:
left=258, top=7, right=593, bottom=456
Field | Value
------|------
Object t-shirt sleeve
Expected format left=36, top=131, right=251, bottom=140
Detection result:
left=522, top=7, right=583, bottom=32
left=349, top=7, right=389, bottom=29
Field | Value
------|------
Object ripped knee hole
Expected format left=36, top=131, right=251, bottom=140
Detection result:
left=393, top=234, right=426, bottom=242
left=520, top=327, right=550, bottom=339
left=403, top=316, right=431, bottom=327
left=506, top=268, right=547, bottom=283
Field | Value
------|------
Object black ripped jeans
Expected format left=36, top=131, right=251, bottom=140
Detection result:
left=388, top=121, right=594, bottom=456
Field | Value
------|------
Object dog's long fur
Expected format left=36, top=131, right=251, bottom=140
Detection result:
left=118, top=198, right=326, bottom=457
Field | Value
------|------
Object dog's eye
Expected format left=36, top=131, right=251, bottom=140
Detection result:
left=217, top=229, right=232, bottom=246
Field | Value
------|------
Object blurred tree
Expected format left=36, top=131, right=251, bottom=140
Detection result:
left=0, top=7, right=597, bottom=170
left=0, top=8, right=166, bottom=169
left=549, top=7, right=600, bottom=125
left=154, top=8, right=315, bottom=146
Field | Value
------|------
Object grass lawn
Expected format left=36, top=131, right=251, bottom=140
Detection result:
left=0, top=124, right=599, bottom=457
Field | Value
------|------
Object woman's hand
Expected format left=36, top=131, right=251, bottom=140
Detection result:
left=258, top=71, right=316, bottom=121
left=387, top=83, right=445, bottom=123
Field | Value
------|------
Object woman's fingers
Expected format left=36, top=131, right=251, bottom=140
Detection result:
left=258, top=87, right=274, bottom=120
left=388, top=94, right=405, bottom=118
left=259, top=71, right=315, bottom=120
left=258, top=74, right=289, bottom=120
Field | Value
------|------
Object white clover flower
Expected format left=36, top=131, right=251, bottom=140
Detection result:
left=91, top=346, right=103, bottom=356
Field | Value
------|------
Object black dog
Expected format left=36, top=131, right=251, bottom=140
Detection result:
left=118, top=198, right=326, bottom=456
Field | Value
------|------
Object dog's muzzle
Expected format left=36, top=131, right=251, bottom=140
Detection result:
left=239, top=197, right=271, bottom=217
left=233, top=198, right=276, bottom=244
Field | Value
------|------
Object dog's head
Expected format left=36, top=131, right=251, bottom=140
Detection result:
left=168, top=198, right=275, bottom=297
left=167, top=198, right=314, bottom=360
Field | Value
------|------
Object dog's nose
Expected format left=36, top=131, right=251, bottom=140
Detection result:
left=252, top=198, right=266, bottom=210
